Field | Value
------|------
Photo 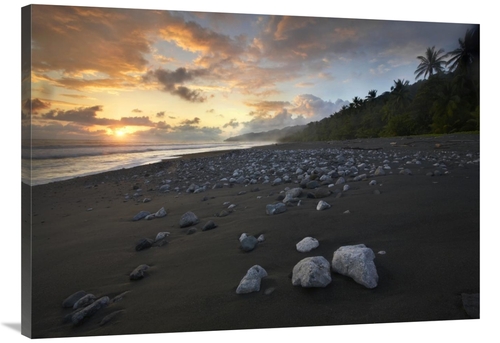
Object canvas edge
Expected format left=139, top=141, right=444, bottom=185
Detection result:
left=21, top=4, right=32, bottom=339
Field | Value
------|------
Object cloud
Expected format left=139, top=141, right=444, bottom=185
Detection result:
left=180, top=117, right=201, bottom=125
left=244, top=100, right=292, bottom=118
left=223, top=119, right=239, bottom=129
left=131, top=124, right=223, bottom=142
left=240, top=108, right=307, bottom=133
left=23, top=98, right=51, bottom=114
left=290, top=94, right=349, bottom=119
left=156, top=111, right=165, bottom=118
left=144, top=67, right=209, bottom=102
left=39, top=105, right=156, bottom=128
left=132, top=108, right=143, bottom=113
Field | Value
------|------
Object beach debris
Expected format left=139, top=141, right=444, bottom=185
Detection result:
left=62, top=290, right=87, bottom=308
left=72, top=294, right=96, bottom=310
left=240, top=235, right=259, bottom=252
left=202, top=220, right=218, bottom=231
left=133, top=210, right=151, bottom=221
left=292, top=256, right=332, bottom=288
left=99, top=310, right=125, bottom=326
left=296, top=237, right=319, bottom=253
left=331, top=244, right=379, bottom=289
left=71, top=296, right=110, bottom=326
left=236, top=265, right=268, bottom=294
left=316, top=200, right=331, bottom=211
left=266, top=202, right=287, bottom=215
left=179, top=211, right=199, bottom=228
left=135, top=238, right=153, bottom=251
left=129, top=264, right=150, bottom=280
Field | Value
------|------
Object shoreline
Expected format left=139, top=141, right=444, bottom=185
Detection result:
left=28, top=133, right=479, bottom=189
left=25, top=134, right=479, bottom=338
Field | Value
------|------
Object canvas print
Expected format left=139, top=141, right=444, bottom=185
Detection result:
left=21, top=4, right=480, bottom=339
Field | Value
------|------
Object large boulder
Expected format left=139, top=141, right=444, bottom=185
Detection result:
left=292, top=256, right=332, bottom=288
left=236, top=265, right=268, bottom=294
left=331, top=244, right=378, bottom=289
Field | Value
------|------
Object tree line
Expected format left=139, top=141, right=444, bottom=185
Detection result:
left=280, top=26, right=479, bottom=142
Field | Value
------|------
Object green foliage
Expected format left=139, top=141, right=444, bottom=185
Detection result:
left=280, top=26, right=479, bottom=143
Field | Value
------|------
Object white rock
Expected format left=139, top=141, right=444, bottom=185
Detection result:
left=155, top=207, right=167, bottom=218
left=296, top=237, right=319, bottom=253
left=331, top=244, right=378, bottom=289
left=257, top=234, right=265, bottom=243
left=292, top=256, right=332, bottom=288
left=343, top=184, right=350, bottom=191
left=155, top=232, right=170, bottom=242
left=236, top=265, right=268, bottom=294
left=239, top=233, right=248, bottom=242
left=316, top=200, right=331, bottom=211
left=369, top=180, right=377, bottom=186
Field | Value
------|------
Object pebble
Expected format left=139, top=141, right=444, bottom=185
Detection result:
left=296, top=237, right=319, bottom=253
left=266, top=203, right=287, bottom=215
left=316, top=200, right=331, bottom=211
left=62, top=290, right=87, bottom=308
left=73, top=294, right=96, bottom=310
left=71, top=296, right=110, bottom=326
left=179, top=211, right=199, bottom=228
left=240, top=236, right=258, bottom=252
left=236, top=265, right=268, bottom=294
left=132, top=211, right=151, bottom=221
left=129, top=264, right=150, bottom=280
left=135, top=238, right=153, bottom=251
left=202, top=220, right=218, bottom=231
left=154, top=232, right=170, bottom=242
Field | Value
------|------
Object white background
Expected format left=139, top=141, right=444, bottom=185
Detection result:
left=2, top=1, right=495, bottom=342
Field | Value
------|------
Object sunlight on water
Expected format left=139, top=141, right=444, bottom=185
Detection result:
left=23, top=140, right=271, bottom=185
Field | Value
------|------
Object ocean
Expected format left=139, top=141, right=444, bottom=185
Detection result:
left=22, top=139, right=269, bottom=186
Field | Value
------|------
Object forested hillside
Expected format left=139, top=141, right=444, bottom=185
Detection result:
left=280, top=26, right=479, bottom=142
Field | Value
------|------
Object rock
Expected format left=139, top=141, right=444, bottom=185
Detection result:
left=283, top=188, right=302, bottom=203
left=316, top=200, right=331, bottom=211
left=155, top=207, right=167, bottom=218
left=343, top=184, right=350, bottom=191
left=129, top=264, right=150, bottom=280
left=311, top=188, right=331, bottom=198
left=71, top=296, right=110, bottom=326
left=292, top=256, right=332, bottom=288
left=155, top=232, right=170, bottom=242
left=331, top=244, right=378, bottom=289
left=186, top=227, right=197, bottom=235
left=306, top=180, right=320, bottom=189
left=296, top=237, right=319, bottom=253
left=257, top=234, right=265, bottom=242
left=239, top=233, right=249, bottom=242
left=240, top=236, right=258, bottom=252
left=73, top=294, right=96, bottom=310
left=135, top=238, right=153, bottom=251
left=179, top=211, right=199, bottom=228
left=143, top=198, right=151, bottom=203
left=236, top=265, right=268, bottom=294
left=159, top=185, right=170, bottom=192
left=266, top=203, right=287, bottom=215
left=215, top=210, right=230, bottom=217
left=62, top=290, right=87, bottom=308
left=272, top=178, right=283, bottom=186
left=399, top=168, right=412, bottom=175
left=145, top=214, right=156, bottom=220
left=374, top=166, right=386, bottom=176
left=132, top=211, right=150, bottom=221
left=369, top=180, right=377, bottom=186
left=335, top=177, right=346, bottom=185
left=202, top=220, right=217, bottom=231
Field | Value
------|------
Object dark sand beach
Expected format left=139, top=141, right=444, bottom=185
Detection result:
left=25, top=134, right=480, bottom=339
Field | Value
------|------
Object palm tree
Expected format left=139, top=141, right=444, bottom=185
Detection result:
left=351, top=96, right=364, bottom=108
left=414, top=46, right=447, bottom=80
left=365, top=89, right=377, bottom=101
left=446, top=26, right=479, bottom=74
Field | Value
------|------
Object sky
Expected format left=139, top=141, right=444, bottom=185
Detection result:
left=22, top=2, right=477, bottom=143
